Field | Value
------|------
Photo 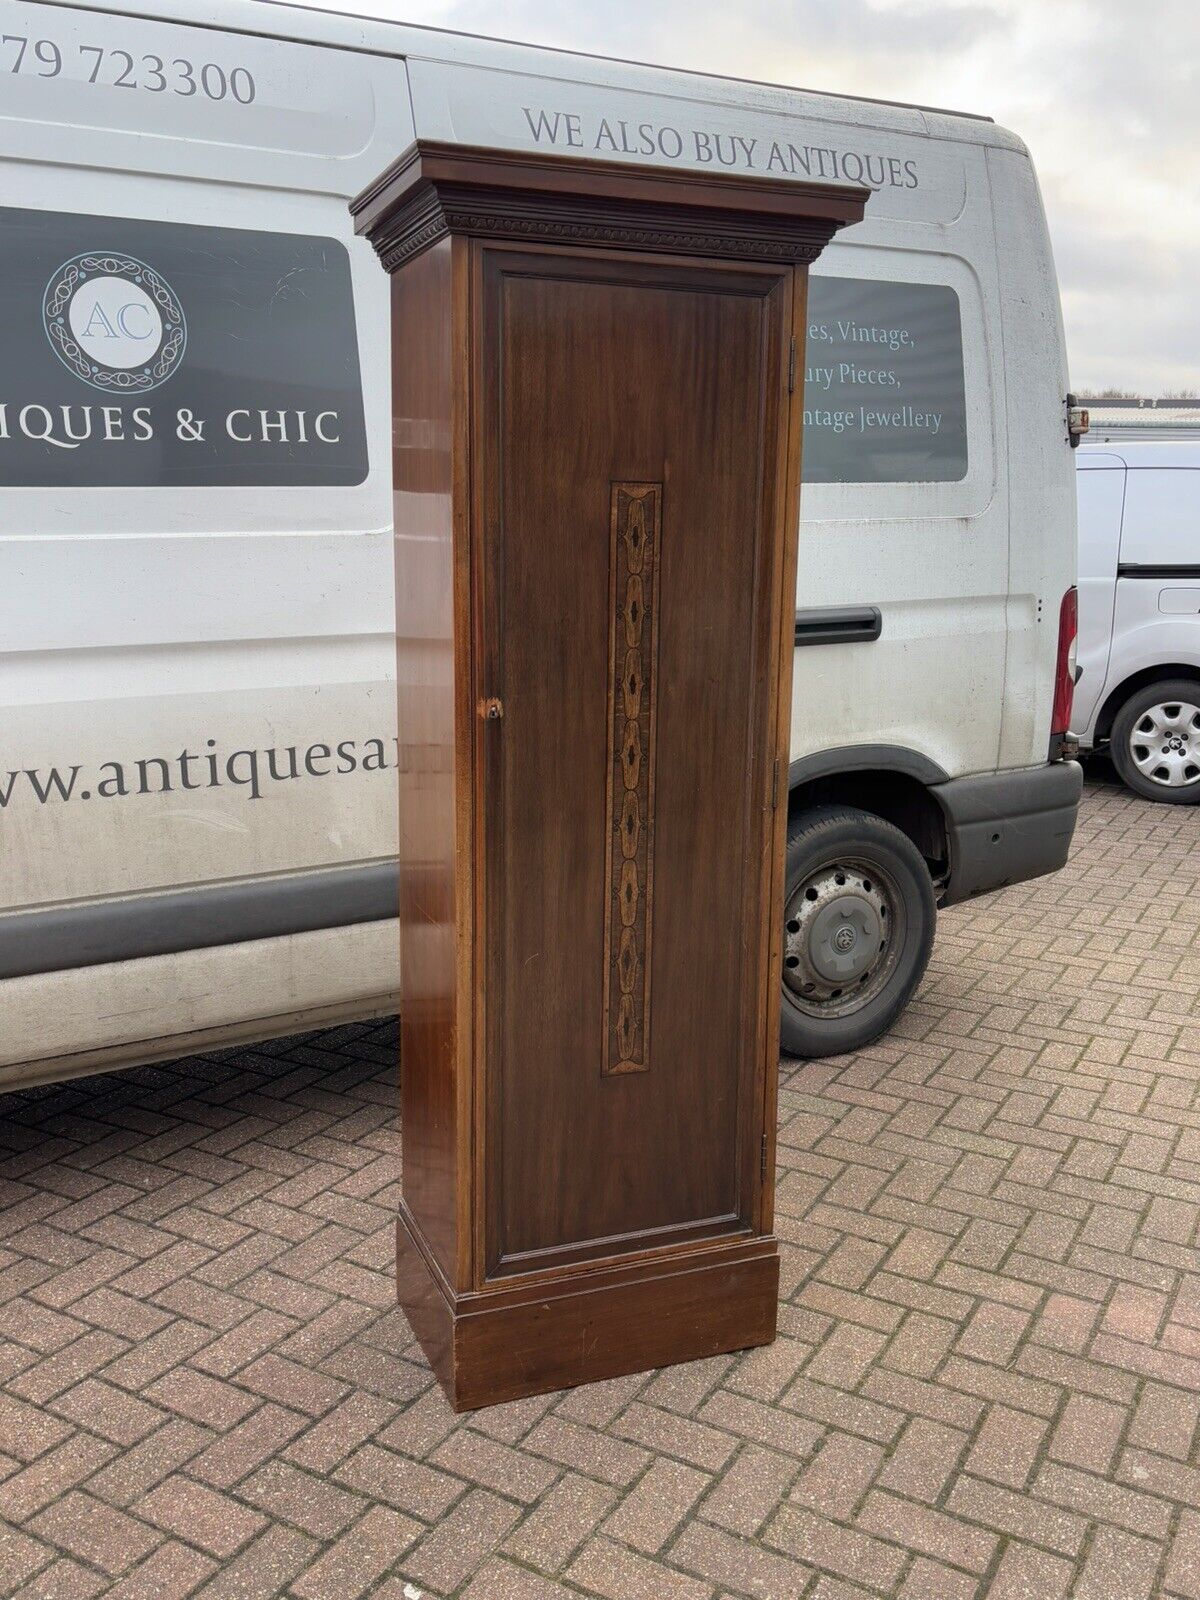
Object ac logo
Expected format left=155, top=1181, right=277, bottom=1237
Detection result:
left=43, top=251, right=186, bottom=392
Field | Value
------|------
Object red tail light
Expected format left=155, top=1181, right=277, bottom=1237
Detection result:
left=1051, top=586, right=1078, bottom=738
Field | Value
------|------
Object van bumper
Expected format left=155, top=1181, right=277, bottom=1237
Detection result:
left=935, top=760, right=1083, bottom=907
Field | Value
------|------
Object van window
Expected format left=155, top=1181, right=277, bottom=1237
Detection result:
left=803, top=276, right=967, bottom=484
left=1119, top=469, right=1199, bottom=568
left=2, top=206, right=368, bottom=488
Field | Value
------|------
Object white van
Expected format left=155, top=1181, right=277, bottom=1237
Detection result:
left=1075, top=440, right=1200, bottom=801
left=0, top=0, right=1081, bottom=1086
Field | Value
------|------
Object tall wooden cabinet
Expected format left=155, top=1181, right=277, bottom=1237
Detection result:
left=353, top=143, right=865, bottom=1409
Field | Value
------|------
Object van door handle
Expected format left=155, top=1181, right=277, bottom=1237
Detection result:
left=794, top=605, right=882, bottom=646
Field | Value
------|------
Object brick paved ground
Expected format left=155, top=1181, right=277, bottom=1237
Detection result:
left=3, top=769, right=1200, bottom=1599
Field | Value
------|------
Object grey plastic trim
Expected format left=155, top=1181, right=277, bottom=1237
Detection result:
left=0, top=863, right=400, bottom=981
left=794, top=605, right=882, bottom=647
left=785, top=750, right=1080, bottom=906
left=1117, top=563, right=1200, bottom=580
left=788, top=744, right=950, bottom=790
left=935, top=761, right=1082, bottom=906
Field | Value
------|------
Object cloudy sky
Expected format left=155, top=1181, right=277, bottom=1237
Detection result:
left=306, top=0, right=1197, bottom=395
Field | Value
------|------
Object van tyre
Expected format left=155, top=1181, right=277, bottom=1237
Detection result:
left=1110, top=679, right=1200, bottom=803
left=779, top=806, right=935, bottom=1059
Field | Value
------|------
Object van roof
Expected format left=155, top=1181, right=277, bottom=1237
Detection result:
left=42, top=0, right=1010, bottom=144
left=1078, top=440, right=1200, bottom=470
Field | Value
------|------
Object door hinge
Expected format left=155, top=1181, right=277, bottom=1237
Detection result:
left=760, top=1133, right=770, bottom=1181
left=787, top=336, right=797, bottom=394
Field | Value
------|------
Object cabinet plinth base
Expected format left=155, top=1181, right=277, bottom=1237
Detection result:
left=397, top=1211, right=780, bottom=1412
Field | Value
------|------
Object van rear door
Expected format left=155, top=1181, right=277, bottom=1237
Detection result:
left=1073, top=452, right=1126, bottom=736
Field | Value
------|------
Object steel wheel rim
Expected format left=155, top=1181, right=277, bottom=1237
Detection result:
left=783, top=855, right=906, bottom=1020
left=1128, top=700, right=1200, bottom=788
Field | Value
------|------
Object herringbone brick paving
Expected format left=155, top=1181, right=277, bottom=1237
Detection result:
left=3, top=771, right=1200, bottom=1598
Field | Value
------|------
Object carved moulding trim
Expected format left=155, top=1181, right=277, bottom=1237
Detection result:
left=372, top=186, right=836, bottom=273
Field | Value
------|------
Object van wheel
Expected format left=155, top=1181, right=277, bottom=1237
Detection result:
left=1111, top=680, right=1200, bottom=803
left=780, top=806, right=935, bottom=1059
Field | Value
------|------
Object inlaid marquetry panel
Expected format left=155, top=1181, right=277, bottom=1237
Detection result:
left=602, top=483, right=662, bottom=1076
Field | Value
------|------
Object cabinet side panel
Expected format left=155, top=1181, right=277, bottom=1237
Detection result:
left=759, top=267, right=803, bottom=1240
left=392, top=238, right=461, bottom=1283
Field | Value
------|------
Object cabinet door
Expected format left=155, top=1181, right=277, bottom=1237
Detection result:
left=475, top=246, right=794, bottom=1277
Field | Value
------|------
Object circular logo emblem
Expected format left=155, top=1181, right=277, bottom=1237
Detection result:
left=834, top=924, right=857, bottom=953
left=43, top=252, right=186, bottom=393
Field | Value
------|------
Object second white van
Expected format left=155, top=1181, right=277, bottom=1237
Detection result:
left=1076, top=440, right=1200, bottom=801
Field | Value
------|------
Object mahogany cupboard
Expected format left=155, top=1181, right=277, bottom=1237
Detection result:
left=352, top=143, right=866, bottom=1409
